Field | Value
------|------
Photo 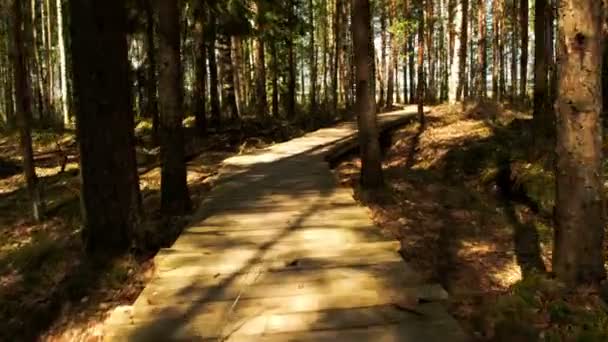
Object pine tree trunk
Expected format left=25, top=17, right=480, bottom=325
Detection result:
left=218, top=34, right=239, bottom=120
left=492, top=0, right=500, bottom=101
left=448, top=0, right=466, bottom=104
left=144, top=0, right=159, bottom=140
left=11, top=0, right=43, bottom=222
left=69, top=0, right=142, bottom=253
left=309, top=0, right=317, bottom=111
left=477, top=0, right=487, bottom=99
left=55, top=0, right=70, bottom=125
left=533, top=0, right=548, bottom=137
left=287, top=0, right=296, bottom=119
left=352, top=0, right=383, bottom=189
left=331, top=0, right=341, bottom=115
left=271, top=41, right=279, bottom=117
left=456, top=0, right=468, bottom=100
left=553, top=0, right=606, bottom=286
left=157, top=0, right=191, bottom=215
left=519, top=0, right=528, bottom=101
left=417, top=0, right=425, bottom=123
left=254, top=3, right=267, bottom=117
left=193, top=0, right=206, bottom=134
left=510, top=0, right=518, bottom=100
left=207, top=14, right=220, bottom=128
left=386, top=0, right=397, bottom=109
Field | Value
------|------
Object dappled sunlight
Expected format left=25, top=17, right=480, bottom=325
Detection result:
left=415, top=119, right=494, bottom=169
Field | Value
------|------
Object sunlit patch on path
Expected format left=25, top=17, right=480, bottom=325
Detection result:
left=103, top=106, right=466, bottom=341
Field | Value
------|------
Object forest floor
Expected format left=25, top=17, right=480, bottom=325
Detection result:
left=0, top=116, right=312, bottom=341
left=334, top=102, right=608, bottom=341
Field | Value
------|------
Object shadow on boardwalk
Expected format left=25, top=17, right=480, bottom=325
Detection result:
left=105, top=107, right=465, bottom=341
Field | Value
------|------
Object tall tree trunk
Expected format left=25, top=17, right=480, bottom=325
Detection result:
left=207, top=14, right=220, bottom=128
left=379, top=1, right=387, bottom=108
left=70, top=0, right=142, bottom=253
left=44, top=0, right=54, bottom=121
left=477, top=0, right=487, bottom=99
left=309, top=0, right=317, bottom=111
left=553, top=0, right=606, bottom=286
left=287, top=0, right=296, bottom=119
left=519, top=0, right=528, bottom=101
left=533, top=0, right=548, bottom=137
left=417, top=0, right=425, bottom=123
left=386, top=0, right=397, bottom=108
left=425, top=0, right=435, bottom=102
left=144, top=0, right=159, bottom=140
left=255, top=0, right=267, bottom=116
left=448, top=0, right=466, bottom=103
left=271, top=41, right=279, bottom=117
left=492, top=0, right=501, bottom=101
left=232, top=37, right=243, bottom=116
left=510, top=0, right=518, bottom=100
left=55, top=0, right=70, bottom=125
left=331, top=0, right=341, bottom=115
left=456, top=0, right=468, bottom=100
left=193, top=0, right=206, bottom=134
left=218, top=34, right=239, bottom=120
left=408, top=36, right=416, bottom=102
left=11, top=0, right=42, bottom=221
left=352, top=0, right=383, bottom=189
left=157, top=0, right=191, bottom=215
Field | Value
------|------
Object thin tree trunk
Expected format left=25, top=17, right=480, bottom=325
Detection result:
left=331, top=0, right=341, bottom=115
left=553, top=0, right=606, bottom=286
left=510, top=0, right=518, bottom=100
left=519, top=0, right=528, bottom=101
left=352, top=0, right=383, bottom=189
left=287, top=0, right=296, bottom=118
left=533, top=0, right=548, bottom=137
left=271, top=41, right=279, bottom=117
left=144, top=0, right=159, bottom=139
left=193, top=0, right=206, bottom=134
left=492, top=0, right=500, bottom=101
left=11, top=0, right=42, bottom=221
left=417, top=0, right=425, bottom=123
left=379, top=1, right=387, bottom=108
left=55, top=0, right=70, bottom=125
left=255, top=0, right=267, bottom=116
left=207, top=14, right=220, bottom=128
left=477, top=0, right=487, bottom=99
left=456, top=0, right=468, bottom=100
left=309, top=0, right=317, bottom=111
left=157, top=0, right=191, bottom=215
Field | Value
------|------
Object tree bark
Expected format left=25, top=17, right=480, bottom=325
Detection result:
left=254, top=0, right=268, bottom=117
left=533, top=0, right=549, bottom=137
left=218, top=34, right=239, bottom=120
left=207, top=13, right=220, bottom=128
left=456, top=0, right=468, bottom=100
left=144, top=0, right=159, bottom=140
left=417, top=0, right=425, bottom=122
left=352, top=0, right=383, bottom=189
left=477, top=0, right=487, bottom=99
left=331, top=0, right=341, bottom=115
left=193, top=0, right=206, bottom=134
left=553, top=0, right=606, bottom=286
left=69, top=0, right=142, bottom=253
left=157, top=0, right=191, bottom=215
left=309, top=0, right=317, bottom=111
left=519, top=0, right=528, bottom=101
left=11, top=0, right=43, bottom=222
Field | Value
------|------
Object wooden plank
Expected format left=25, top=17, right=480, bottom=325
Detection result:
left=155, top=252, right=403, bottom=278
left=106, top=304, right=463, bottom=342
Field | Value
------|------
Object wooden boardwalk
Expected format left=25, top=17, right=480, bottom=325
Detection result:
left=104, top=107, right=467, bottom=341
